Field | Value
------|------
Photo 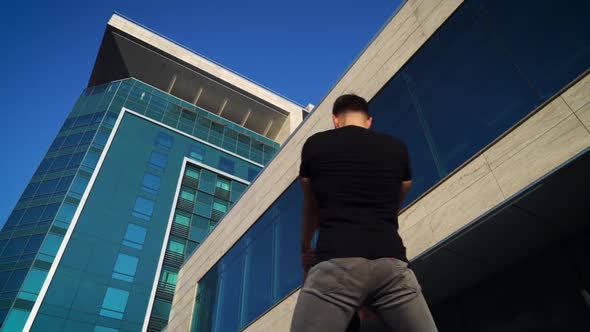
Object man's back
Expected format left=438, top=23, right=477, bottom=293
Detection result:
left=300, top=125, right=411, bottom=262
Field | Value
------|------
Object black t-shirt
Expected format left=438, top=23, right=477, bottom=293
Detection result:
left=299, top=125, right=411, bottom=262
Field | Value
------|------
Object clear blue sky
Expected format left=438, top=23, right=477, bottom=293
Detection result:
left=0, top=0, right=401, bottom=225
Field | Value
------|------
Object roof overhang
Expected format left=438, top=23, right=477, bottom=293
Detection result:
left=88, top=13, right=304, bottom=142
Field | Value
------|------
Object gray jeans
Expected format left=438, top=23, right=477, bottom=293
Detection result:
left=291, top=257, right=438, bottom=332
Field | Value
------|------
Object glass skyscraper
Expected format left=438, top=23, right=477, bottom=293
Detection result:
left=0, top=14, right=304, bottom=332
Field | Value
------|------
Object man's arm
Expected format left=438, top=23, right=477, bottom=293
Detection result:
left=300, top=177, right=319, bottom=272
left=399, top=180, right=412, bottom=213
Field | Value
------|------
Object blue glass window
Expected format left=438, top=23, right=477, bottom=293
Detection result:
left=99, top=287, right=129, bottom=320
left=3, top=269, right=28, bottom=291
left=91, top=111, right=105, bottom=125
left=193, top=182, right=302, bottom=330
left=123, top=224, right=147, bottom=249
left=95, top=129, right=110, bottom=146
left=236, top=134, right=251, bottom=158
left=1, top=309, right=29, bottom=332
left=55, top=202, right=77, bottom=224
left=49, top=155, right=71, bottom=172
left=247, top=168, right=259, bottom=182
left=112, top=253, right=139, bottom=282
left=188, top=145, right=206, bottom=162
left=2, top=237, right=28, bottom=257
left=82, top=150, right=100, bottom=170
left=39, top=203, right=58, bottom=222
left=174, top=211, right=191, bottom=226
left=141, top=173, right=161, bottom=195
left=95, top=326, right=118, bottom=332
left=49, top=136, right=65, bottom=151
left=167, top=238, right=185, bottom=255
left=242, top=220, right=274, bottom=323
left=18, top=268, right=47, bottom=301
left=198, top=170, right=216, bottom=195
left=132, top=197, right=155, bottom=221
left=67, top=152, right=86, bottom=169
left=55, top=176, right=74, bottom=193
left=70, top=176, right=89, bottom=198
left=73, top=114, right=93, bottom=128
left=152, top=299, right=172, bottom=319
left=38, top=234, right=62, bottom=262
left=195, top=192, right=213, bottom=218
left=155, top=132, right=174, bottom=150
left=20, top=206, right=45, bottom=224
left=218, top=157, right=235, bottom=174
left=80, top=130, right=96, bottom=145
left=23, top=234, right=45, bottom=254
left=189, top=215, right=209, bottom=243
left=36, top=158, right=53, bottom=174
left=179, top=188, right=196, bottom=204
left=63, top=132, right=84, bottom=147
left=148, top=151, right=167, bottom=172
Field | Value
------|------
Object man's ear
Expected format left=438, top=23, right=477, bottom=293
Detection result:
left=367, top=116, right=373, bottom=129
left=332, top=114, right=339, bottom=128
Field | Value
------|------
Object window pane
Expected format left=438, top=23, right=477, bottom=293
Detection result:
left=188, top=145, right=205, bottom=162
left=100, top=287, right=129, bottom=320
left=132, top=197, right=155, bottom=221
left=242, top=220, right=274, bottom=323
left=174, top=212, right=191, bottom=226
left=55, top=202, right=77, bottom=223
left=67, top=152, right=85, bottom=169
left=214, top=248, right=245, bottom=331
left=3, top=269, right=28, bottom=291
left=152, top=299, right=172, bottom=319
left=198, top=170, right=216, bottom=195
left=168, top=239, right=185, bottom=255
left=370, top=75, right=441, bottom=204
left=148, top=151, right=167, bottom=171
left=216, top=178, right=230, bottom=191
left=180, top=188, right=196, bottom=202
left=161, top=269, right=178, bottom=285
left=247, top=168, right=260, bottom=182
left=402, top=3, right=538, bottom=174
left=55, top=176, right=74, bottom=193
left=2, top=237, right=29, bottom=257
left=113, top=253, right=139, bottom=282
left=141, top=173, right=161, bottom=194
left=218, top=157, right=235, bottom=174
left=190, top=215, right=210, bottom=242
left=155, top=132, right=174, bottom=150
left=474, top=0, right=590, bottom=99
left=123, top=224, right=147, bottom=249
left=40, top=203, right=60, bottom=221
left=186, top=168, right=200, bottom=180
left=82, top=151, right=100, bottom=170
left=23, top=234, right=45, bottom=254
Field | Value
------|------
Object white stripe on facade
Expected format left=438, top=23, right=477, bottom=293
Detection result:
left=141, top=156, right=249, bottom=330
left=23, top=109, right=128, bottom=331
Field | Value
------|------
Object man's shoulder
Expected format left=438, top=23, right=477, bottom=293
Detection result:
left=303, top=129, right=337, bottom=146
left=372, top=131, right=407, bottom=148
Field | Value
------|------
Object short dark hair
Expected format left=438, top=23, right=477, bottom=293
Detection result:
left=332, top=94, right=369, bottom=116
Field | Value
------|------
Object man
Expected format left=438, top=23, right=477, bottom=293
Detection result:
left=291, top=94, right=438, bottom=332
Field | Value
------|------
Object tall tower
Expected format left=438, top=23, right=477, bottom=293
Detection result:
left=0, top=14, right=304, bottom=332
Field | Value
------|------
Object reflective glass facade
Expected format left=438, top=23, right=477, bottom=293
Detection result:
left=190, top=0, right=590, bottom=330
left=0, top=74, right=276, bottom=331
left=192, top=182, right=303, bottom=331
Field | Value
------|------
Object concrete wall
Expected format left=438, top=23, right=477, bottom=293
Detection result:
left=167, top=0, right=590, bottom=330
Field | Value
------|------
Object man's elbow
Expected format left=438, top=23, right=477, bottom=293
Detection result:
left=401, top=180, right=412, bottom=193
